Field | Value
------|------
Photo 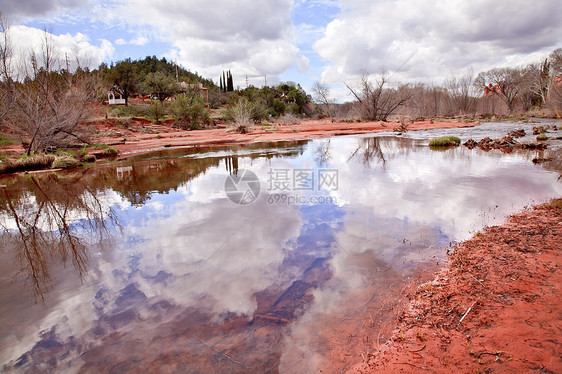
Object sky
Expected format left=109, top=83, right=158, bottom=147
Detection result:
left=1, top=0, right=561, bottom=101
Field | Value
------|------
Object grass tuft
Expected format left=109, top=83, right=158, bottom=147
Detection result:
left=101, top=147, right=119, bottom=157
left=52, top=155, right=80, bottom=169
left=0, top=135, right=14, bottom=146
left=539, top=198, right=562, bottom=210
left=536, top=133, right=547, bottom=141
left=429, top=136, right=461, bottom=147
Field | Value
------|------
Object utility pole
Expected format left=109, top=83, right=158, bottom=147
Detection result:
left=245, top=75, right=248, bottom=88
left=175, top=60, right=179, bottom=83
left=65, top=53, right=71, bottom=86
left=264, top=75, right=267, bottom=87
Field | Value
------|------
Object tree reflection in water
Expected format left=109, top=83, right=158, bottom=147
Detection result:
left=0, top=175, right=118, bottom=302
left=347, top=136, right=419, bottom=169
left=314, top=139, right=332, bottom=167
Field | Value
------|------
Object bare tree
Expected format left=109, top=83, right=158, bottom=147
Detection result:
left=549, top=48, right=562, bottom=77
left=6, top=29, right=98, bottom=154
left=475, top=67, right=525, bottom=113
left=0, top=14, right=14, bottom=127
left=524, top=58, right=550, bottom=106
left=345, top=71, right=411, bottom=121
left=445, top=70, right=477, bottom=115
left=404, top=83, right=450, bottom=119
left=545, top=49, right=562, bottom=116
left=312, top=81, right=335, bottom=121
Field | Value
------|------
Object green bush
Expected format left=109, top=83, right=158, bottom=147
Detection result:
left=272, top=99, right=286, bottom=117
left=429, top=136, right=461, bottom=147
left=52, top=155, right=80, bottom=169
left=171, top=94, right=211, bottom=130
left=147, top=102, right=169, bottom=123
left=109, top=104, right=148, bottom=118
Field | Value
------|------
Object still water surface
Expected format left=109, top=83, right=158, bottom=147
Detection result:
left=1, top=130, right=560, bottom=373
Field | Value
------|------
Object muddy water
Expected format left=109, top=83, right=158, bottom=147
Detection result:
left=1, top=127, right=561, bottom=373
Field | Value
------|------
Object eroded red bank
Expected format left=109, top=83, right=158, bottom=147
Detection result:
left=92, top=118, right=477, bottom=158
left=349, top=200, right=562, bottom=373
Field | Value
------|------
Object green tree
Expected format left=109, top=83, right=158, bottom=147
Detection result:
left=105, top=58, right=137, bottom=105
left=142, top=71, right=178, bottom=102
left=227, top=70, right=234, bottom=91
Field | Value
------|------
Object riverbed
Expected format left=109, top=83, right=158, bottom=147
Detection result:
left=1, top=122, right=561, bottom=373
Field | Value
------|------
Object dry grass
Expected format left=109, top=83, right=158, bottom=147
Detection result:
left=0, top=154, right=56, bottom=174
left=52, top=155, right=80, bottom=169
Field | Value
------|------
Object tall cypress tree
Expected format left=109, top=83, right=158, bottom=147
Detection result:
left=223, top=71, right=227, bottom=92
left=219, top=74, right=224, bottom=91
left=227, top=70, right=234, bottom=92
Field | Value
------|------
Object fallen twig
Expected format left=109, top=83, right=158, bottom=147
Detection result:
left=459, top=302, right=476, bottom=324
left=469, top=274, right=485, bottom=286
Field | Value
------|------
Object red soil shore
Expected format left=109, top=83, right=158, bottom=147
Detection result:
left=89, top=118, right=477, bottom=159
left=348, top=200, right=562, bottom=373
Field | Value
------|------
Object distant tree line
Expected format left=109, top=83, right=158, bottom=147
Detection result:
left=100, top=55, right=217, bottom=105
left=315, top=48, right=562, bottom=121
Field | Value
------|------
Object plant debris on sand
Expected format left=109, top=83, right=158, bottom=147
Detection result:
left=349, top=199, right=562, bottom=373
left=463, top=135, right=547, bottom=152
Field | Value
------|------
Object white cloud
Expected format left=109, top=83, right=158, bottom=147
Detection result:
left=108, top=0, right=308, bottom=86
left=315, top=0, right=562, bottom=84
left=114, top=36, right=149, bottom=46
left=3, top=25, right=114, bottom=73
left=130, top=36, right=148, bottom=46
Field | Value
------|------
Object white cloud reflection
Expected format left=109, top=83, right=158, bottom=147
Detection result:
left=1, top=135, right=561, bottom=372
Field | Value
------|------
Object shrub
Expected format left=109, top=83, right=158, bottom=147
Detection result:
left=82, top=154, right=96, bottom=163
left=429, top=136, right=461, bottom=147
left=147, top=102, right=168, bottom=123
left=171, top=94, right=211, bottom=130
left=227, top=97, right=254, bottom=133
left=52, top=155, right=80, bottom=169
left=101, top=147, right=120, bottom=157
left=272, top=99, right=286, bottom=116
left=392, top=123, right=409, bottom=133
